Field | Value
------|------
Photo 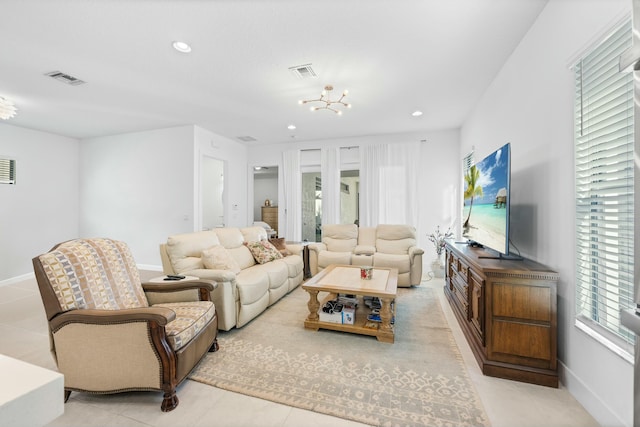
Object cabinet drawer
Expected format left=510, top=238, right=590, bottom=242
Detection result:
left=469, top=272, right=485, bottom=344
left=450, top=279, right=469, bottom=318
left=454, top=258, right=469, bottom=281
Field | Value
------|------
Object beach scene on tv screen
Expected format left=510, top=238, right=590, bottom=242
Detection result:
left=462, top=144, right=509, bottom=253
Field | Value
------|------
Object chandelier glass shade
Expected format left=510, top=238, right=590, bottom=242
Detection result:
left=0, top=97, right=17, bottom=120
left=299, top=85, right=351, bottom=115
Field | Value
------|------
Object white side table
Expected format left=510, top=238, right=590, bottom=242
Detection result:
left=0, top=354, right=64, bottom=427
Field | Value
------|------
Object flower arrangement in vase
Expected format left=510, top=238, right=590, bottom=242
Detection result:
left=428, top=226, right=453, bottom=277
left=428, top=225, right=454, bottom=257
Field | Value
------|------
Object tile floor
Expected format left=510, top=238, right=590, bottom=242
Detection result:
left=0, top=272, right=600, bottom=427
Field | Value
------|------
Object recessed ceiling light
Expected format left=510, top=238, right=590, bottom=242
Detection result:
left=172, top=41, right=192, bottom=53
left=412, top=110, right=423, bottom=117
left=287, top=124, right=296, bottom=130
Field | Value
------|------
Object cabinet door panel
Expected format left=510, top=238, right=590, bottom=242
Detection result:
left=492, top=282, right=551, bottom=322
left=491, top=320, right=551, bottom=363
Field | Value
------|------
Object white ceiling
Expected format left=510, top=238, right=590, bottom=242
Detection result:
left=0, top=0, right=548, bottom=145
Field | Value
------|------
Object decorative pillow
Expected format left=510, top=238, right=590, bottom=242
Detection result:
left=245, top=240, right=283, bottom=264
left=201, top=245, right=241, bottom=274
left=269, top=237, right=290, bottom=257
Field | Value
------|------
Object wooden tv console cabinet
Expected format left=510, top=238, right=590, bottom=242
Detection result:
left=444, top=241, right=559, bottom=387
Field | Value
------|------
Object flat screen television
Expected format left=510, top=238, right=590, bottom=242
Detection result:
left=462, top=142, right=512, bottom=257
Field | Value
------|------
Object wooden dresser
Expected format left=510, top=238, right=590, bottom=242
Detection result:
left=444, top=241, right=559, bottom=387
left=261, top=206, right=278, bottom=232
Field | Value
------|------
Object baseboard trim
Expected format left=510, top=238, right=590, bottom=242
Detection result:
left=137, top=264, right=163, bottom=272
left=0, top=272, right=35, bottom=287
left=559, top=360, right=627, bottom=427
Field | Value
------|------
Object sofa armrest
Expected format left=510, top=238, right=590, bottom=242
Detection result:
left=307, top=243, right=326, bottom=253
left=285, top=243, right=303, bottom=256
left=354, top=245, right=376, bottom=256
left=49, top=307, right=177, bottom=331
left=179, top=269, right=237, bottom=282
left=409, top=246, right=425, bottom=258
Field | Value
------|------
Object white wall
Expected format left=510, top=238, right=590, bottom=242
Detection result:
left=460, top=0, right=632, bottom=425
left=0, top=124, right=79, bottom=281
left=247, top=129, right=461, bottom=275
left=80, top=125, right=248, bottom=268
left=80, top=126, right=196, bottom=268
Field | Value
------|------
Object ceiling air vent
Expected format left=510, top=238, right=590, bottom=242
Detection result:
left=237, top=136, right=257, bottom=142
left=289, top=63, right=317, bottom=79
left=44, top=71, right=86, bottom=86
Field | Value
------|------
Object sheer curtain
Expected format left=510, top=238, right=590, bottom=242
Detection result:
left=359, top=144, right=385, bottom=226
left=321, top=147, right=341, bottom=225
left=282, top=149, right=302, bottom=241
left=360, top=142, right=420, bottom=227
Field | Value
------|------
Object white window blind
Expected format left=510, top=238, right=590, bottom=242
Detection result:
left=0, top=158, right=16, bottom=184
left=574, top=20, right=635, bottom=348
left=463, top=151, right=474, bottom=175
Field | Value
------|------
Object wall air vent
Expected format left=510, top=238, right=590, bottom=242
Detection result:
left=288, top=64, right=317, bottom=79
left=44, top=71, right=86, bottom=86
left=236, top=136, right=257, bottom=142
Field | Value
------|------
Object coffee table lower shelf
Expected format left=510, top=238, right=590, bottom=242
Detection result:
left=303, top=294, right=395, bottom=343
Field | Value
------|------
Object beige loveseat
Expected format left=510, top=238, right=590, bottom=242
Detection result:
left=308, top=224, right=424, bottom=287
left=160, top=227, right=304, bottom=330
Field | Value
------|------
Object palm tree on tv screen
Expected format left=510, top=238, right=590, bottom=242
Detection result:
left=463, top=165, right=483, bottom=229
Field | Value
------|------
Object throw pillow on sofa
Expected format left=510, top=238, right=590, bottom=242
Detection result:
left=202, top=245, right=241, bottom=273
left=245, top=240, right=283, bottom=264
left=268, top=237, right=291, bottom=256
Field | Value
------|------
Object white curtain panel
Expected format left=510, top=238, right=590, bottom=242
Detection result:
left=282, top=149, right=302, bottom=241
left=360, top=142, right=420, bottom=227
left=359, top=144, right=385, bottom=227
left=321, top=147, right=341, bottom=225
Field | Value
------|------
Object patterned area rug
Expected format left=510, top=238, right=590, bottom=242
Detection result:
left=190, top=282, right=490, bottom=427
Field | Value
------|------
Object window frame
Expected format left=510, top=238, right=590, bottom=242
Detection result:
left=573, top=18, right=635, bottom=362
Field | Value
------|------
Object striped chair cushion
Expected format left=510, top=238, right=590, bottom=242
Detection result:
left=38, top=238, right=148, bottom=311
left=154, top=301, right=216, bottom=350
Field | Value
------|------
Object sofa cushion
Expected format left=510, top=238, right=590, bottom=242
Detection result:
left=241, top=226, right=268, bottom=243
left=235, top=269, right=270, bottom=304
left=166, top=231, right=220, bottom=273
left=322, top=224, right=358, bottom=252
left=252, top=262, right=289, bottom=290
left=214, top=228, right=246, bottom=249
left=318, top=251, right=352, bottom=269
left=202, top=245, right=241, bottom=274
left=269, top=237, right=291, bottom=256
left=246, top=240, right=283, bottom=264
left=376, top=224, right=417, bottom=255
left=279, top=255, right=304, bottom=278
left=374, top=253, right=411, bottom=274
left=154, top=300, right=216, bottom=351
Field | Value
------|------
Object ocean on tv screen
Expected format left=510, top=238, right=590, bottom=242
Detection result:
left=462, top=203, right=507, bottom=252
left=462, top=143, right=510, bottom=253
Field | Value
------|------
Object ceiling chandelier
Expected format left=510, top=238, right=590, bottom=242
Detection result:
left=299, top=85, right=351, bottom=115
left=0, top=97, right=17, bottom=120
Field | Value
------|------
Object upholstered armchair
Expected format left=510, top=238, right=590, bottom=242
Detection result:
left=32, top=238, right=219, bottom=412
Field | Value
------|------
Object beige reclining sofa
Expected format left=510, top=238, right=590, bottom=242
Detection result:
left=308, top=224, right=424, bottom=287
left=160, top=226, right=304, bottom=330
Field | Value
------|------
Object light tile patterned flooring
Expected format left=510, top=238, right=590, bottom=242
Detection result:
left=0, top=272, right=600, bottom=427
